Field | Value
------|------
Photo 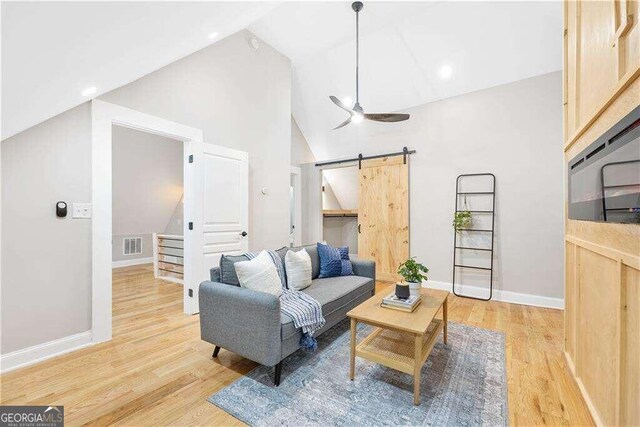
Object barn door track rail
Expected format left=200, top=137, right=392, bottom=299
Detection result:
left=315, top=147, right=416, bottom=169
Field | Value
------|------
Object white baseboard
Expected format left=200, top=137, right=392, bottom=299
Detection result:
left=112, top=257, right=153, bottom=268
left=425, top=280, right=564, bottom=309
left=0, top=331, right=93, bottom=373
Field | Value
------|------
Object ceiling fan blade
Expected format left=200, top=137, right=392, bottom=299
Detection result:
left=330, top=95, right=353, bottom=113
left=364, top=113, right=410, bottom=122
left=333, top=116, right=352, bottom=130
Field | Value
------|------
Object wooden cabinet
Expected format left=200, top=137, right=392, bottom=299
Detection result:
left=564, top=1, right=640, bottom=426
left=564, top=0, right=640, bottom=145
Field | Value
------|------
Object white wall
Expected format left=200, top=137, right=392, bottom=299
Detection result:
left=321, top=177, right=341, bottom=210
left=323, top=217, right=358, bottom=255
left=301, top=164, right=322, bottom=246
left=101, top=30, right=291, bottom=252
left=305, top=72, right=564, bottom=301
left=1, top=104, right=92, bottom=353
left=291, top=117, right=314, bottom=166
left=164, top=195, right=184, bottom=236
left=1, top=29, right=291, bottom=355
left=323, top=166, right=358, bottom=209
left=111, top=125, right=183, bottom=263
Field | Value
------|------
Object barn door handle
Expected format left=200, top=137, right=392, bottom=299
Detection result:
left=358, top=224, right=361, bottom=234
left=240, top=231, right=248, bottom=237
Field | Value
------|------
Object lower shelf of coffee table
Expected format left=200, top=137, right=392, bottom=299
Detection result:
left=355, top=319, right=443, bottom=375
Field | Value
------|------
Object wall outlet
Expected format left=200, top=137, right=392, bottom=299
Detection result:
left=73, top=203, right=92, bottom=219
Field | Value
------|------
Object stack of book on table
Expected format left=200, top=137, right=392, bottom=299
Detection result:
left=381, top=292, right=422, bottom=313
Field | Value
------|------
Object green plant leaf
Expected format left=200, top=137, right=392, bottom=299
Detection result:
left=453, top=210, right=472, bottom=234
left=397, top=257, right=429, bottom=282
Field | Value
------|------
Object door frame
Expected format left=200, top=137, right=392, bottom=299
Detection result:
left=91, top=100, right=203, bottom=344
left=290, top=166, right=302, bottom=246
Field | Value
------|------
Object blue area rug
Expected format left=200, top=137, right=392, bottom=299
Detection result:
left=209, top=320, right=508, bottom=426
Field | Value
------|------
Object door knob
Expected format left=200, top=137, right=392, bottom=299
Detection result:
left=240, top=231, right=248, bottom=237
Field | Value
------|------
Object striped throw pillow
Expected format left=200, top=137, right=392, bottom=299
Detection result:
left=317, top=242, right=353, bottom=278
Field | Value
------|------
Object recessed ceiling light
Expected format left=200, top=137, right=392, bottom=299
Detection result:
left=342, top=96, right=353, bottom=107
left=438, top=65, right=453, bottom=80
left=208, top=32, right=219, bottom=40
left=82, top=86, right=97, bottom=97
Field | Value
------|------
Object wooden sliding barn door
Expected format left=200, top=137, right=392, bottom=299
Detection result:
left=358, top=156, right=409, bottom=282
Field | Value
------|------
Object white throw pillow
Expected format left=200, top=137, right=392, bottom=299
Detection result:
left=234, top=251, right=282, bottom=297
left=285, top=248, right=312, bottom=291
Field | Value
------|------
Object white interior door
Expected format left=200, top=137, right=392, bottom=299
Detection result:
left=185, top=142, right=248, bottom=314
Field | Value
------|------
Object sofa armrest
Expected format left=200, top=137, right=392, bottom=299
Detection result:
left=199, top=281, right=282, bottom=366
left=351, top=258, right=376, bottom=282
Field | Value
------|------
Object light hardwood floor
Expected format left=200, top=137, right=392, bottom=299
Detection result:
left=1, top=264, right=593, bottom=426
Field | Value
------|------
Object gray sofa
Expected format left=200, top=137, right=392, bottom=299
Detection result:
left=199, top=244, right=375, bottom=385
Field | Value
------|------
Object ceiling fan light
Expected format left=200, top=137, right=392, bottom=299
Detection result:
left=352, top=113, right=364, bottom=124
left=81, top=86, right=97, bottom=97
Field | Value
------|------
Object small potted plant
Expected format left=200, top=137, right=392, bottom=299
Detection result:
left=397, top=257, right=429, bottom=297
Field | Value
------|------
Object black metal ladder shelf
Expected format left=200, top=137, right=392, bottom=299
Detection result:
left=452, top=173, right=496, bottom=301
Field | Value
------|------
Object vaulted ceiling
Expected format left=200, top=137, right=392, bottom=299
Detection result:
left=2, top=1, right=562, bottom=151
left=249, top=1, right=562, bottom=160
left=1, top=1, right=279, bottom=139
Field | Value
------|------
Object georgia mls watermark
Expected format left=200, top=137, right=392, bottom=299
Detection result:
left=0, top=406, right=64, bottom=427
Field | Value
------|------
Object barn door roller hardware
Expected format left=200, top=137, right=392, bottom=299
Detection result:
left=315, top=147, right=416, bottom=169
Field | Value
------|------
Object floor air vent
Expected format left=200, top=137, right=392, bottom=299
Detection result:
left=123, top=237, right=143, bottom=255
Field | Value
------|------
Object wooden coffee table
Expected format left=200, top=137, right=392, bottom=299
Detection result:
left=347, top=288, right=449, bottom=405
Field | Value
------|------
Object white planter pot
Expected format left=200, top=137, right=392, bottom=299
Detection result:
left=408, top=281, right=422, bottom=296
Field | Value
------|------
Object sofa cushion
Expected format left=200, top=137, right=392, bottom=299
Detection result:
left=276, top=244, right=320, bottom=280
left=219, top=254, right=250, bottom=286
left=280, top=275, right=374, bottom=339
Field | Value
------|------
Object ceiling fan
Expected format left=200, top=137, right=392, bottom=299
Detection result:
left=330, top=1, right=410, bottom=130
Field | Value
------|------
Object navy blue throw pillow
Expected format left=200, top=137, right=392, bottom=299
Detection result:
left=317, top=242, right=353, bottom=278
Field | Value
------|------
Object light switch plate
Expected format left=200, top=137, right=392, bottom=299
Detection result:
left=73, top=203, right=92, bottom=219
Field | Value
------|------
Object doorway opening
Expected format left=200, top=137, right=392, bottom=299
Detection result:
left=91, top=100, right=203, bottom=344
left=321, top=165, right=359, bottom=258
left=316, top=154, right=410, bottom=282
left=92, top=100, right=249, bottom=345
left=111, top=125, right=185, bottom=337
